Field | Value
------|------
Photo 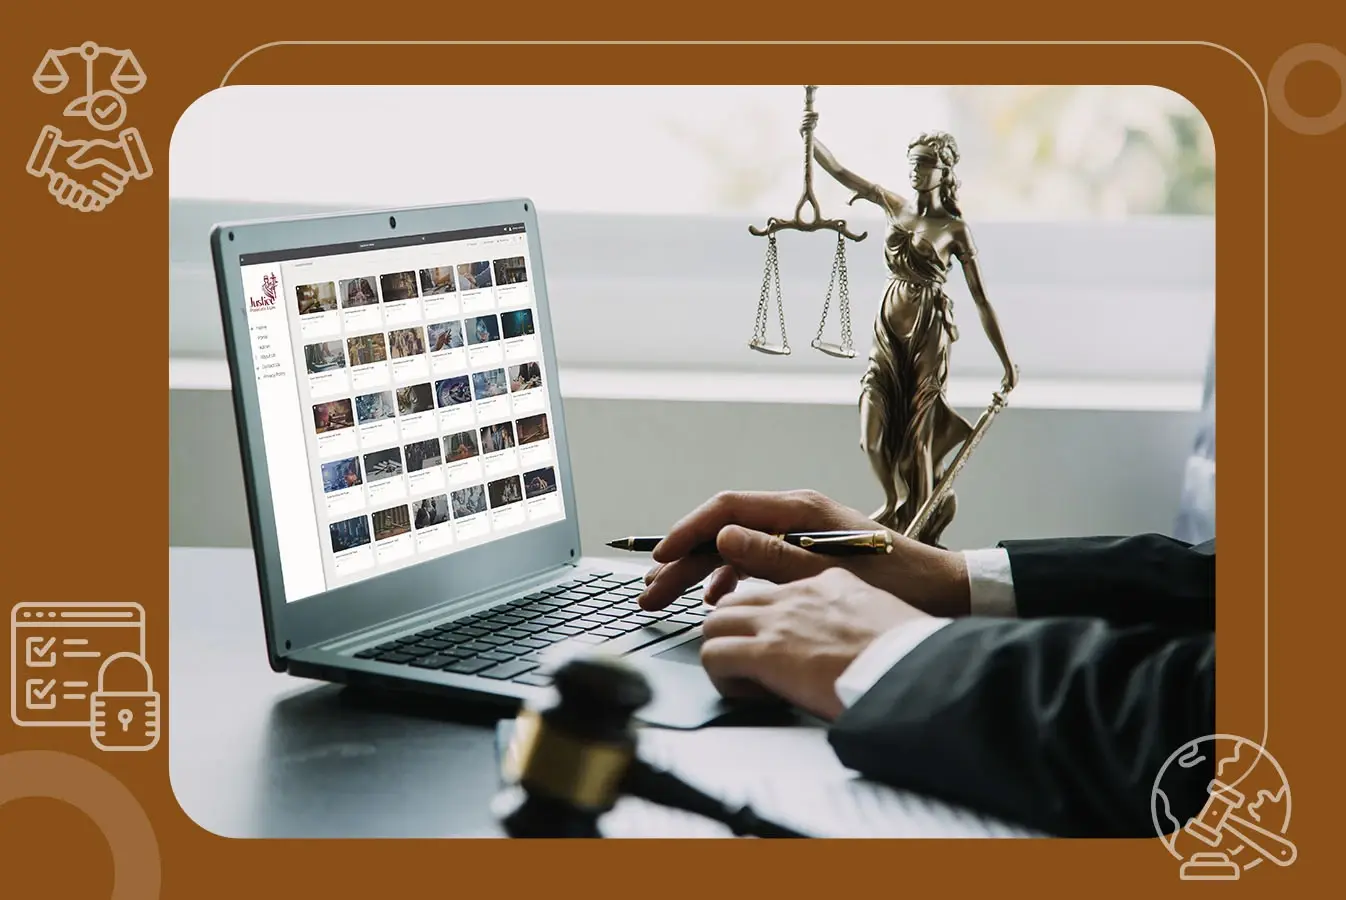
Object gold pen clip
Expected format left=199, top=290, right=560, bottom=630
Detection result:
left=797, top=531, right=893, bottom=552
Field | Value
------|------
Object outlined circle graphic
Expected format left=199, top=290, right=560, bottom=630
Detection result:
left=0, top=750, right=160, bottom=900
left=85, top=90, right=128, bottom=131
left=1268, top=42, right=1346, bottom=135
left=1151, top=734, right=1292, bottom=871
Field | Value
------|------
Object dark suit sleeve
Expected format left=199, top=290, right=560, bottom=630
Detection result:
left=999, top=534, right=1214, bottom=630
left=827, top=617, right=1214, bottom=837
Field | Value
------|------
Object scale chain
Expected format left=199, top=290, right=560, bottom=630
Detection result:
left=753, top=234, right=789, bottom=352
left=770, top=236, right=789, bottom=352
left=754, top=236, right=771, bottom=344
left=814, top=232, right=854, bottom=355
left=838, top=238, right=853, bottom=354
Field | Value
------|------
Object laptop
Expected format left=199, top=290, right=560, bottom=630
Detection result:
left=210, top=198, right=730, bottom=728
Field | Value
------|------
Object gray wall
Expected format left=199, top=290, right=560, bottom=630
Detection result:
left=171, top=390, right=1197, bottom=553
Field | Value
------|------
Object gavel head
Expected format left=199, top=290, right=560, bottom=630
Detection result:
left=1185, top=779, right=1245, bottom=846
left=495, top=652, right=654, bottom=838
left=546, top=650, right=653, bottom=740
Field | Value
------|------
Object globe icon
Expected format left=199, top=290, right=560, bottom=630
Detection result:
left=1151, top=734, right=1295, bottom=880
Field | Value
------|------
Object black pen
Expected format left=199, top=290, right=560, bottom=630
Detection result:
left=605, top=530, right=893, bottom=556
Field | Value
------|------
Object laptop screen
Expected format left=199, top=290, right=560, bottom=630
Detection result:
left=237, top=222, right=565, bottom=603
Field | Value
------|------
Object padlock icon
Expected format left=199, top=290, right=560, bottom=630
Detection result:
left=90, top=652, right=160, bottom=752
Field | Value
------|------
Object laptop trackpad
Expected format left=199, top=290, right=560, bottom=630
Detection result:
left=627, top=639, right=727, bottom=730
left=652, top=635, right=705, bottom=667
left=624, top=636, right=799, bottom=729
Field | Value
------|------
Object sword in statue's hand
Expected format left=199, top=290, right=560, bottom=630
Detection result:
left=903, top=368, right=1018, bottom=543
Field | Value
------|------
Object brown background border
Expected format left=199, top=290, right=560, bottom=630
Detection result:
left=2, top=3, right=1343, bottom=896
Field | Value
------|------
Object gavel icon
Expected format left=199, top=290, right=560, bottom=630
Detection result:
left=493, top=653, right=809, bottom=838
left=1185, top=779, right=1297, bottom=867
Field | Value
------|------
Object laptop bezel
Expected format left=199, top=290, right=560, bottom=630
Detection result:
left=210, top=198, right=583, bottom=670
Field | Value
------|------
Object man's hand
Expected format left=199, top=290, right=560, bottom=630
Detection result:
left=638, top=489, right=969, bottom=617
left=700, top=568, right=929, bottom=720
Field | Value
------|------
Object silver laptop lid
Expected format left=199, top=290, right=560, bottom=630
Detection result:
left=210, top=199, right=582, bottom=667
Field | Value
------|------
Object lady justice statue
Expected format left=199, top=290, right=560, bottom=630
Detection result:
left=807, top=112, right=1019, bottom=545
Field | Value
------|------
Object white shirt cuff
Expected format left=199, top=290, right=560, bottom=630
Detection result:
left=963, top=547, right=1017, bottom=617
left=834, top=617, right=953, bottom=708
left=833, top=548, right=1019, bottom=709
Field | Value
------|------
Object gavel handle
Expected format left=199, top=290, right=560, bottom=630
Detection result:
left=622, top=758, right=812, bottom=839
left=1223, top=813, right=1297, bottom=866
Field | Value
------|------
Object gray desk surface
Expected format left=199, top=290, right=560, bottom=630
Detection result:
left=170, top=548, right=816, bottom=838
left=169, top=547, right=1035, bottom=841
left=170, top=546, right=530, bottom=838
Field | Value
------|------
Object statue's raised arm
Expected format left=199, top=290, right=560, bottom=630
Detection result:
left=810, top=125, right=910, bottom=216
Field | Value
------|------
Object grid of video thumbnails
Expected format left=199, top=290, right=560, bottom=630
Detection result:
left=296, top=254, right=559, bottom=577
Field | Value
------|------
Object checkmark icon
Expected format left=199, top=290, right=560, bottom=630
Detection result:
left=95, top=101, right=117, bottom=119
left=25, top=679, right=57, bottom=710
left=25, top=636, right=57, bottom=667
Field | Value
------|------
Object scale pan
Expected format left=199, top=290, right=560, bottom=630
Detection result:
left=749, top=340, right=791, bottom=356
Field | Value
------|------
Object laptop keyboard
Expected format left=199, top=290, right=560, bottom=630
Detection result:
left=350, top=571, right=708, bottom=687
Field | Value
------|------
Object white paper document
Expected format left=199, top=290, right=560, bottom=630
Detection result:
left=599, top=726, right=1043, bottom=839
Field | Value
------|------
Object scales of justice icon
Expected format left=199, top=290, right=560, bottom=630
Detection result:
left=746, top=85, right=1019, bottom=546
left=33, top=42, right=147, bottom=133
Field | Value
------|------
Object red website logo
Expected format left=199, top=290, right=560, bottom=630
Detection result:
left=249, top=272, right=279, bottom=311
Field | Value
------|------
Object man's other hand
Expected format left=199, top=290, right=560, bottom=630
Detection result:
left=637, top=489, right=969, bottom=618
left=700, top=568, right=928, bottom=720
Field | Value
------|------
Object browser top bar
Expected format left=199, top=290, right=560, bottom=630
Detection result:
left=238, top=223, right=527, bottom=266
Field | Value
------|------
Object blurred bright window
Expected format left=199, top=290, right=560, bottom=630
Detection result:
left=171, top=86, right=1214, bottom=394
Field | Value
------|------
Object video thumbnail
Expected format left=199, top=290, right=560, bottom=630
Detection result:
left=356, top=390, right=397, bottom=423
left=330, top=515, right=371, bottom=552
left=452, top=484, right=488, bottom=518
left=362, top=447, right=404, bottom=483
left=436, top=375, right=472, bottom=407
left=396, top=383, right=435, bottom=415
left=372, top=505, right=412, bottom=541
left=321, top=457, right=363, bottom=493
left=313, top=398, right=354, bottom=434
left=466, top=314, right=501, bottom=345
left=380, top=271, right=419, bottom=302
left=389, top=327, right=427, bottom=358
left=296, top=281, right=338, bottom=316
left=501, top=308, right=535, bottom=339
left=347, top=333, right=388, bottom=366
left=480, top=421, right=516, bottom=454
left=516, top=413, right=550, bottom=445
left=472, top=368, right=508, bottom=399
left=413, top=494, right=451, bottom=528
left=304, top=341, right=347, bottom=373
left=509, top=361, right=542, bottom=392
left=339, top=275, right=380, bottom=308
left=494, top=256, right=528, bottom=285
left=489, top=475, right=523, bottom=508
left=404, top=438, right=442, bottom=472
left=456, top=261, right=494, bottom=291
left=445, top=430, right=479, bottom=461
left=419, top=266, right=457, bottom=295
left=523, top=466, right=558, bottom=498
left=427, top=320, right=465, bottom=352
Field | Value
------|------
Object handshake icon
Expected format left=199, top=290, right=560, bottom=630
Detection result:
left=26, top=124, right=153, bottom=213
